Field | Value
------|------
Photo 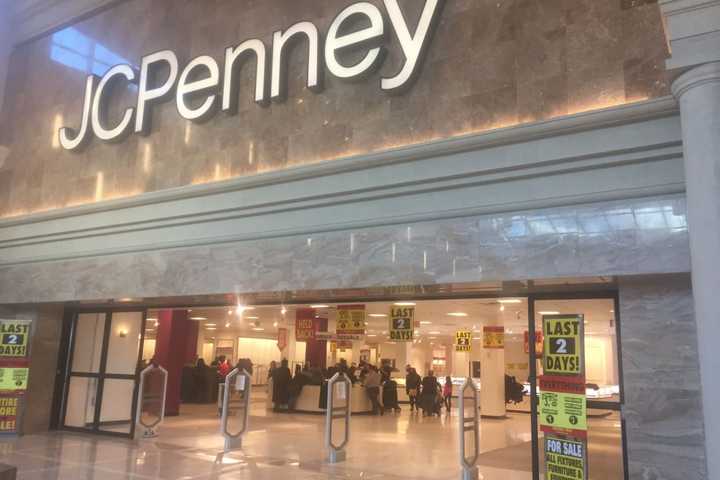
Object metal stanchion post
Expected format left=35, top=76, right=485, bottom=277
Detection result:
left=325, top=373, right=351, bottom=464
left=134, top=364, right=168, bottom=440
left=458, top=377, right=480, bottom=480
left=221, top=369, right=252, bottom=451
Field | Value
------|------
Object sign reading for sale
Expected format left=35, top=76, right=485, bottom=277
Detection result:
left=389, top=307, right=414, bottom=341
left=543, top=315, right=584, bottom=376
left=545, top=435, right=588, bottom=480
left=337, top=305, right=366, bottom=336
left=455, top=330, right=472, bottom=352
left=0, top=320, right=31, bottom=358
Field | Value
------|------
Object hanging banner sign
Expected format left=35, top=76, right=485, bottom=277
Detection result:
left=389, top=306, right=414, bottom=341
left=315, top=332, right=363, bottom=342
left=0, top=320, right=31, bottom=358
left=524, top=330, right=544, bottom=355
left=296, top=318, right=317, bottom=341
left=455, top=330, right=472, bottom=352
left=277, top=328, right=288, bottom=351
left=545, top=435, right=588, bottom=480
left=540, top=376, right=588, bottom=438
left=483, top=326, right=505, bottom=349
left=543, top=315, right=584, bottom=376
left=0, top=395, right=20, bottom=434
left=336, top=305, right=366, bottom=336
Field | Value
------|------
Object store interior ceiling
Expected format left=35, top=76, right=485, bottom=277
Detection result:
left=146, top=298, right=616, bottom=341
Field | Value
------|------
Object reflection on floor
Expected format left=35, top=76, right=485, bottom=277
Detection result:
left=0, top=391, right=623, bottom=480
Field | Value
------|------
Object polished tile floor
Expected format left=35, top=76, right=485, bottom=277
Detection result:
left=0, top=392, right=623, bottom=479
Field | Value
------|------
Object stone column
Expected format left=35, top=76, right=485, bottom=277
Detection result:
left=672, top=62, right=720, bottom=479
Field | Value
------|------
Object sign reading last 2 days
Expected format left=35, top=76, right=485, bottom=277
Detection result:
left=543, top=315, right=584, bottom=376
left=0, top=321, right=31, bottom=358
left=390, top=307, right=414, bottom=341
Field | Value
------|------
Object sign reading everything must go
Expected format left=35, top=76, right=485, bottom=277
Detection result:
left=58, top=0, right=445, bottom=151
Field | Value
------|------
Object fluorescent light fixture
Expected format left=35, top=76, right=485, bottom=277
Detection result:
left=204, top=323, right=217, bottom=327
left=429, top=337, right=437, bottom=340
left=473, top=337, right=482, bottom=341
left=394, top=302, right=416, bottom=306
left=447, top=312, right=468, bottom=317
left=539, top=311, right=560, bottom=315
left=205, top=327, right=217, bottom=331
left=498, top=299, right=522, bottom=304
left=368, top=314, right=387, bottom=318
left=245, top=316, right=259, bottom=320
left=429, top=331, right=441, bottom=335
left=146, top=318, right=157, bottom=322
left=311, top=304, right=329, bottom=309
left=420, top=321, right=432, bottom=325
left=191, top=317, right=208, bottom=321
left=253, top=328, right=265, bottom=331
left=367, top=334, right=377, bottom=337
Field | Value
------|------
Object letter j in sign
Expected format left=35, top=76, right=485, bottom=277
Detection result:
left=542, top=315, right=584, bottom=376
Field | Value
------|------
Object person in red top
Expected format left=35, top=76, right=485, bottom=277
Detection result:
left=218, top=355, right=231, bottom=378
left=443, top=376, right=453, bottom=413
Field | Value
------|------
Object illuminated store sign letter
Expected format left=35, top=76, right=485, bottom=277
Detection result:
left=382, top=0, right=444, bottom=93
left=271, top=21, right=322, bottom=101
left=223, top=39, right=269, bottom=114
left=58, top=75, right=97, bottom=151
left=177, top=55, right=221, bottom=122
left=58, top=2, right=444, bottom=150
left=91, top=64, right=137, bottom=142
left=325, top=2, right=386, bottom=80
left=135, top=50, right=179, bottom=135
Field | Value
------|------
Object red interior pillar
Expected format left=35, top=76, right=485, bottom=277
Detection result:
left=153, top=309, right=191, bottom=416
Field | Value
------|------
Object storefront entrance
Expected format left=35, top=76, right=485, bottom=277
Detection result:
left=56, top=283, right=627, bottom=479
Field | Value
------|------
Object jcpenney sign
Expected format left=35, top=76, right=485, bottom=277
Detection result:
left=59, top=0, right=444, bottom=151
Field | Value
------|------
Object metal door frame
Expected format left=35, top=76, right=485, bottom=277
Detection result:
left=59, top=308, right=148, bottom=438
left=528, top=290, right=628, bottom=480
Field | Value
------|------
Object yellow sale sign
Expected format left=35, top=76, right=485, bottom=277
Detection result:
left=543, top=315, right=584, bottom=376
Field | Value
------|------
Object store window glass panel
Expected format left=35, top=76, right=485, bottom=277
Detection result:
left=106, top=312, right=143, bottom=375
left=71, top=314, right=106, bottom=373
left=534, top=298, right=624, bottom=479
left=64, top=377, right=97, bottom=428
left=98, top=379, right=135, bottom=434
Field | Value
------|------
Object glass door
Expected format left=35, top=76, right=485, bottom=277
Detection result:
left=62, top=310, right=146, bottom=437
left=529, top=295, right=627, bottom=480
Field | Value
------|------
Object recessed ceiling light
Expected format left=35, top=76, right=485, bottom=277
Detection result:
left=498, top=299, right=522, bottom=304
left=368, top=314, right=387, bottom=318
left=447, top=312, right=468, bottom=317
left=394, top=302, right=416, bottom=306
left=227, top=309, right=233, bottom=315
left=420, top=321, right=432, bottom=325
left=191, top=317, right=208, bottom=321
left=311, top=304, right=329, bottom=309
left=539, top=311, right=560, bottom=315
left=273, top=321, right=278, bottom=328
left=225, top=322, right=231, bottom=328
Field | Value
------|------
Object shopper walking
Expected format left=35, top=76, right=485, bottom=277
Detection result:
left=443, top=376, right=453, bottom=413
left=419, top=371, right=440, bottom=417
left=406, top=367, right=421, bottom=412
left=364, top=365, right=384, bottom=415
left=272, top=359, right=292, bottom=411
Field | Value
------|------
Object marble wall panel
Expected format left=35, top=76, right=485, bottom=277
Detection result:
left=0, top=194, right=690, bottom=304
left=0, top=0, right=670, bottom=217
left=620, top=275, right=707, bottom=480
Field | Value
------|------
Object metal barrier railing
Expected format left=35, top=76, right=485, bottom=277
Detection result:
left=458, top=377, right=480, bottom=480
left=325, top=372, right=351, bottom=464
left=135, top=363, right=168, bottom=440
left=221, top=368, right=252, bottom=451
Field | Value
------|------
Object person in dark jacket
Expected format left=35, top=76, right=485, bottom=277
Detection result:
left=272, top=359, right=292, bottom=411
left=405, top=367, right=422, bottom=412
left=419, top=371, right=440, bottom=417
